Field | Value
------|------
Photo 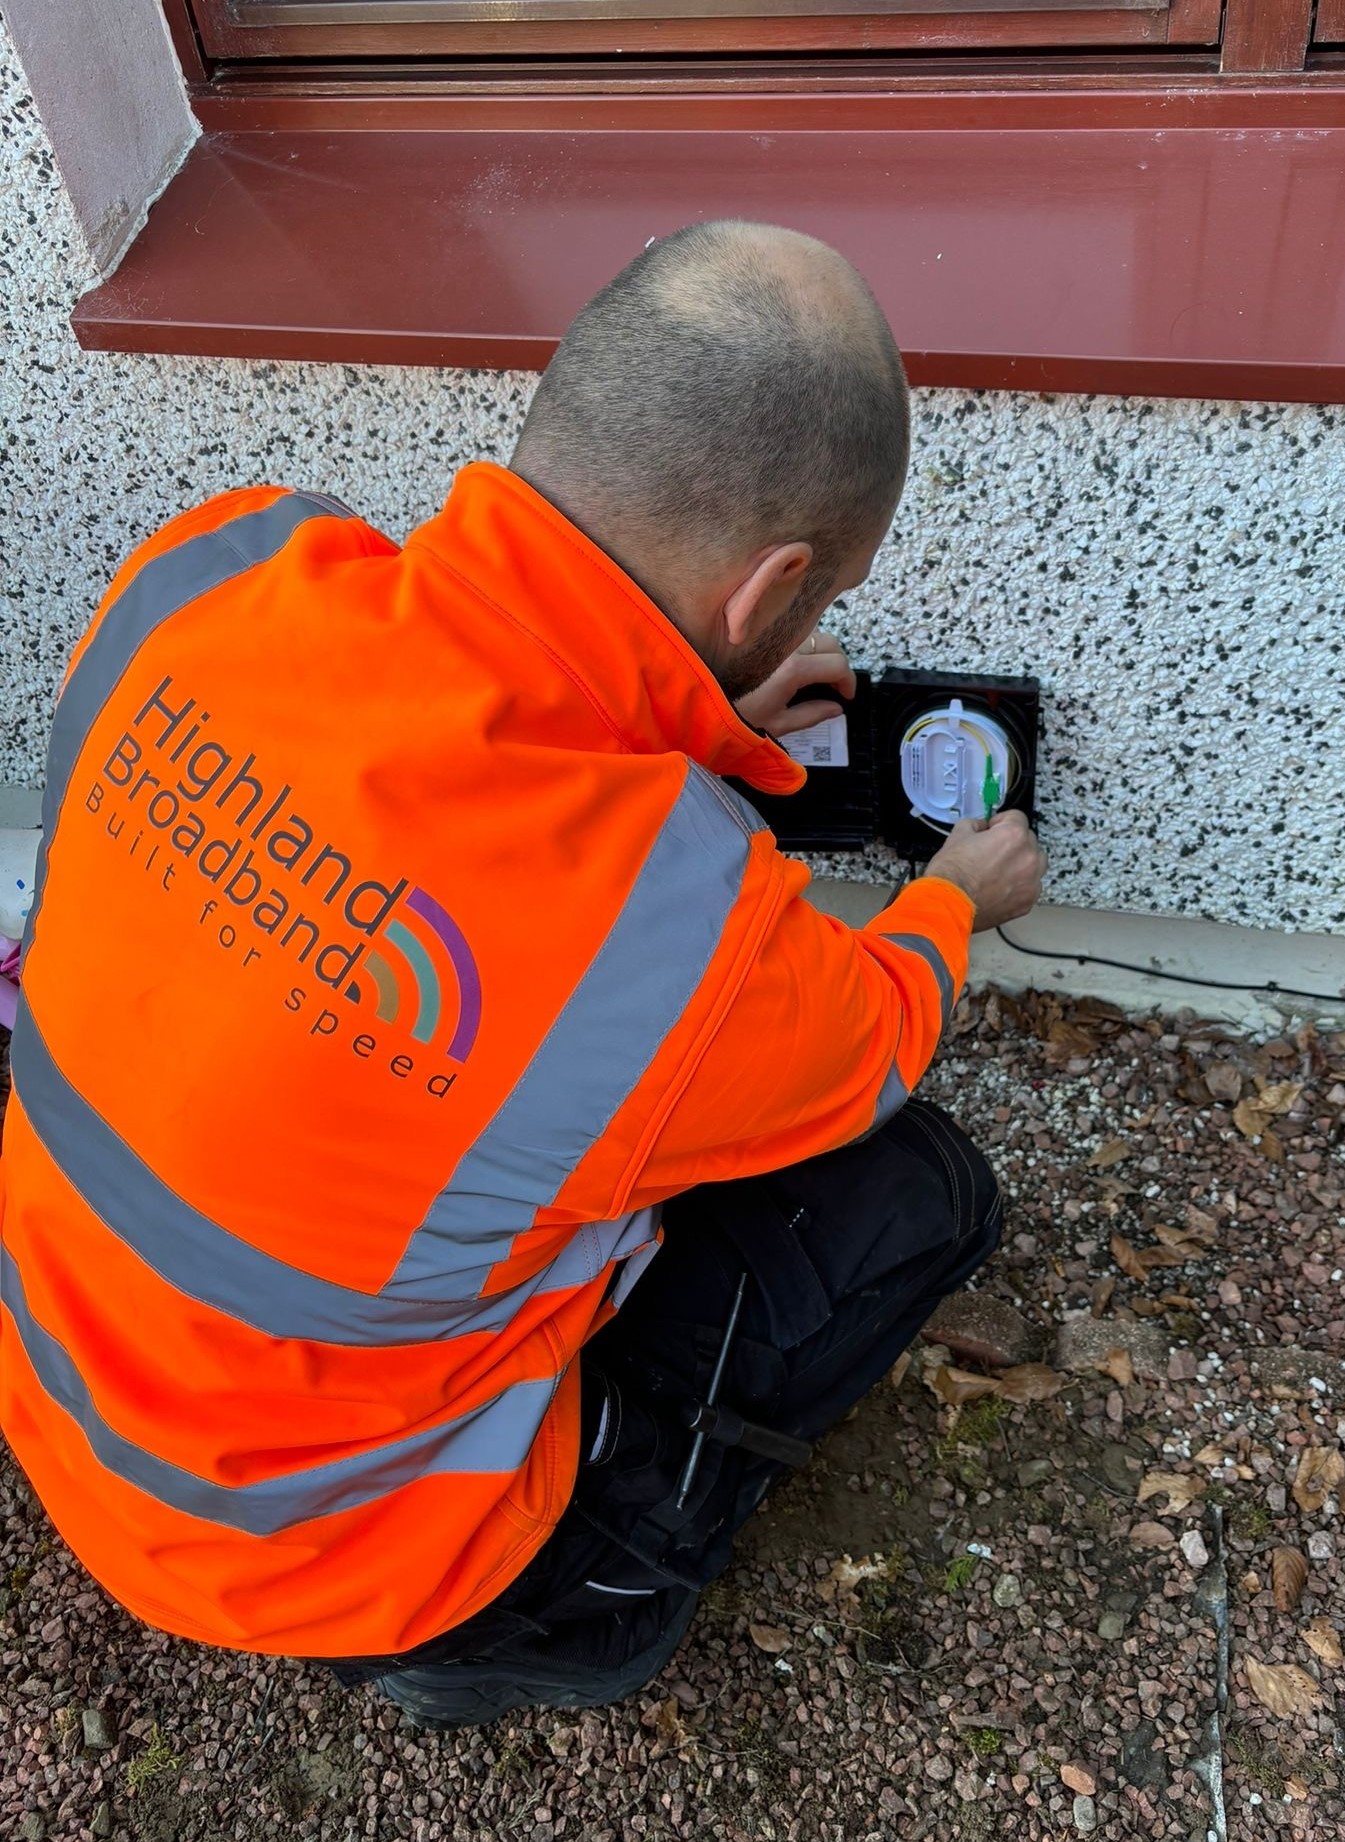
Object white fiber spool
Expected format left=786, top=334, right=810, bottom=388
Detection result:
left=898, top=699, right=1014, bottom=830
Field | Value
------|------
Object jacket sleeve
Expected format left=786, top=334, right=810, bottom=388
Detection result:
left=628, top=859, right=975, bottom=1201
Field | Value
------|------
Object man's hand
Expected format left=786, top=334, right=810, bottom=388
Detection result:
left=924, top=810, right=1047, bottom=933
left=734, top=632, right=857, bottom=739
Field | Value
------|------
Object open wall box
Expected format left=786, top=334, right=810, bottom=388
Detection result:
left=733, top=667, right=1041, bottom=859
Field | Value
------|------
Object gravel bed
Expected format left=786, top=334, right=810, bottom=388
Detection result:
left=1, top=990, right=1342, bottom=1842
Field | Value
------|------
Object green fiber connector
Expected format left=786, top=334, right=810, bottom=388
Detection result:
left=981, top=757, right=1001, bottom=819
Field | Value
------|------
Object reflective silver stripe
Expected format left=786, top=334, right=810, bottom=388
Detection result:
left=11, top=998, right=501, bottom=1343
left=844, top=1061, right=910, bottom=1146
left=871, top=1061, right=911, bottom=1129
left=0, top=1249, right=556, bottom=1536
left=11, top=1000, right=659, bottom=1347
left=608, top=1232, right=661, bottom=1310
left=533, top=1208, right=659, bottom=1296
left=879, top=931, right=957, bottom=1029
left=387, top=762, right=759, bottom=1301
left=704, top=773, right=768, bottom=837
left=23, top=492, right=349, bottom=963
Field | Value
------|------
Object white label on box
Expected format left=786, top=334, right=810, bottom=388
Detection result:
left=780, top=712, right=849, bottom=769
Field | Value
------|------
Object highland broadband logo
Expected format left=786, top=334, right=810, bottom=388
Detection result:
left=347, top=885, right=482, bottom=1062
left=85, top=674, right=482, bottom=1093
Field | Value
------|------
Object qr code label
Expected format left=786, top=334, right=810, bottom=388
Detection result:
left=781, top=712, right=849, bottom=769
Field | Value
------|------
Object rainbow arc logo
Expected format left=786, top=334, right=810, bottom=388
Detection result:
left=344, top=886, right=482, bottom=1062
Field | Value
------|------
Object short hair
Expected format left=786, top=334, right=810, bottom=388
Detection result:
left=512, top=221, right=910, bottom=581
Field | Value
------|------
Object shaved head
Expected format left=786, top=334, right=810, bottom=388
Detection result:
left=510, top=221, right=910, bottom=636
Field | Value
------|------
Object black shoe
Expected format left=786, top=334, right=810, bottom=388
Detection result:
left=376, top=1590, right=698, bottom=1730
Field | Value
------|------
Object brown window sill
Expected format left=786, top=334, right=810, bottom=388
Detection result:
left=71, top=89, right=1345, bottom=403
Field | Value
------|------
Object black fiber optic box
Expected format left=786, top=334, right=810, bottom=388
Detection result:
left=731, top=667, right=1041, bottom=859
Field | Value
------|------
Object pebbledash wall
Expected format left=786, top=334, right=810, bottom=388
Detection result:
left=3, top=26, right=1344, bottom=938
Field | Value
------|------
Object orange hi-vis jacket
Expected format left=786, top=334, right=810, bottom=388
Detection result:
left=0, top=463, right=973, bottom=1659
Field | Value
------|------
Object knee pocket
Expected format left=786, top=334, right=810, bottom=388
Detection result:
left=896, top=1101, right=1001, bottom=1249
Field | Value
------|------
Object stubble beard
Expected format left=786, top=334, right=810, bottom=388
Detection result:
left=715, top=565, right=836, bottom=704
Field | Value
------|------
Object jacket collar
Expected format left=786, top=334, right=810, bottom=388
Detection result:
left=410, top=462, right=805, bottom=796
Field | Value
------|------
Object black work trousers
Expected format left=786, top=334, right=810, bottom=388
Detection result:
left=329, top=1098, right=1002, bottom=1696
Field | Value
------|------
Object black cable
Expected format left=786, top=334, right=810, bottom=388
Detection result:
left=890, top=863, right=1341, bottom=1005
left=994, top=925, right=1344, bottom=1006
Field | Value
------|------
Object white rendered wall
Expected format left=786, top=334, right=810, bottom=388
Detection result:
left=2, top=0, right=194, bottom=273
left=2, top=25, right=1343, bottom=935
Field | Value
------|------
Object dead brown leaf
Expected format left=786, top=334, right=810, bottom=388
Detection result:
left=887, top=1350, right=912, bottom=1390
left=1095, top=1174, right=1139, bottom=1202
left=1186, top=1206, right=1219, bottom=1241
left=1284, top=1777, right=1310, bottom=1802
left=1144, top=1246, right=1187, bottom=1271
left=817, top=1555, right=886, bottom=1607
left=1073, top=996, right=1127, bottom=1026
left=1291, top=1447, right=1345, bottom=1515
left=1111, top=1234, right=1185, bottom=1280
left=929, top=1365, right=1002, bottom=1407
left=1111, top=1235, right=1146, bottom=1281
left=1137, top=1471, right=1207, bottom=1515
left=1193, top=1443, right=1226, bottom=1468
left=1087, top=1138, right=1131, bottom=1170
left=651, top=1697, right=691, bottom=1750
left=1301, top=1618, right=1343, bottom=1669
left=1231, top=1079, right=1299, bottom=1143
left=748, top=1622, right=792, bottom=1655
left=1101, top=1347, right=1135, bottom=1388
left=1152, top=1223, right=1212, bottom=1259
left=1204, top=1063, right=1243, bottom=1103
left=830, top=1555, right=885, bottom=1591
left=1258, top=1078, right=1304, bottom=1115
left=1244, top=1656, right=1324, bottom=1719
left=997, top=1363, right=1066, bottom=1403
left=1046, top=1022, right=1099, bottom=1065
left=1272, top=1546, right=1309, bottom=1613
left=1090, top=1276, right=1116, bottom=1318
left=1233, top=1098, right=1273, bottom=1139
left=1129, top=1520, right=1177, bottom=1550
left=948, top=997, right=977, bottom=1038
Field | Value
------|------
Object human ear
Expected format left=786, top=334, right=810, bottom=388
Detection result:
left=721, top=543, right=814, bottom=648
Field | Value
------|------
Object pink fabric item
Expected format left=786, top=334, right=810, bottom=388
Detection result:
left=0, top=934, right=19, bottom=1032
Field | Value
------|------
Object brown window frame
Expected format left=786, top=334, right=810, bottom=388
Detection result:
left=164, top=0, right=1341, bottom=92
left=1316, top=0, right=1345, bottom=43
left=75, top=0, right=1345, bottom=405
left=183, top=0, right=1222, bottom=61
